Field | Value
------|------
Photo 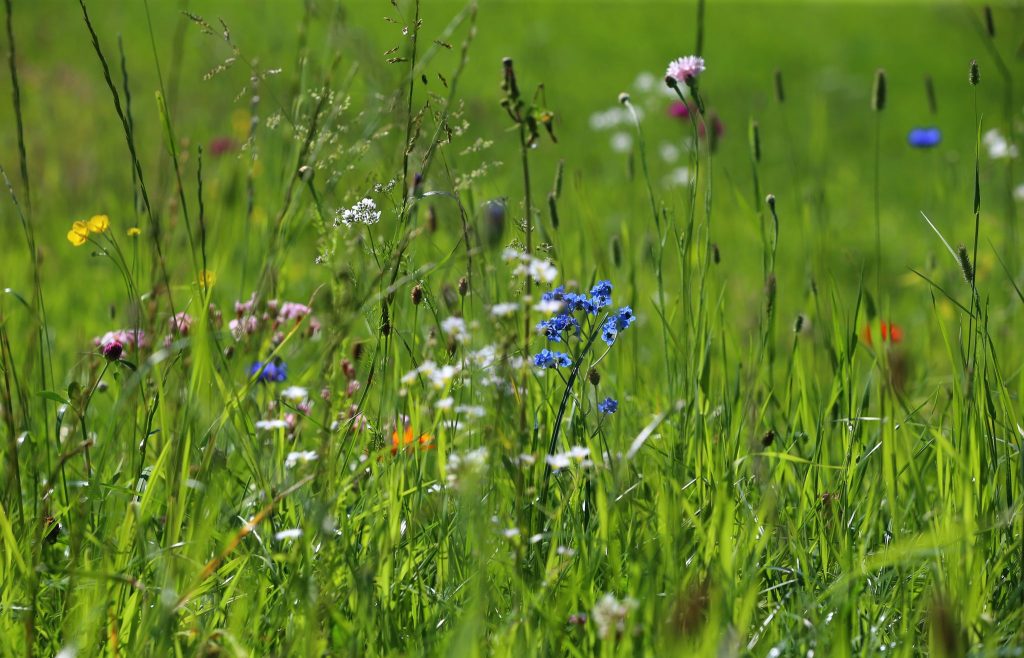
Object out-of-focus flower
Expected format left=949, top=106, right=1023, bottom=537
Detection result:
left=127, top=227, right=141, bottom=237
left=907, top=127, right=941, bottom=148
left=102, top=340, right=123, bottom=362
left=249, top=360, right=287, bottom=383
left=668, top=101, right=691, bottom=119
left=592, top=593, right=638, bottom=639
left=598, top=397, right=618, bottom=414
left=391, top=423, right=433, bottom=455
left=208, top=136, right=236, bottom=157
left=983, top=129, right=1019, bottom=159
left=284, top=450, right=318, bottom=468
left=861, top=321, right=903, bottom=346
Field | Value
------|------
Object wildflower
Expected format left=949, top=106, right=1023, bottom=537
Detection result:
left=67, top=221, right=89, bottom=246
left=96, top=329, right=147, bottom=352
left=249, top=360, right=288, bottom=383
left=284, top=450, right=318, bottom=468
left=601, top=307, right=635, bottom=346
left=668, top=100, right=691, bottom=119
left=490, top=302, right=519, bottom=318
left=502, top=527, right=520, bottom=539
left=907, top=127, right=942, bottom=148
left=336, top=198, right=381, bottom=227
left=666, top=55, right=706, bottom=83
left=281, top=386, right=308, bottom=403
left=86, top=214, right=110, bottom=233
left=1014, top=184, right=1024, bottom=202
left=441, top=316, right=470, bottom=343
left=168, top=312, right=193, bottom=336
left=208, top=136, right=236, bottom=157
left=861, top=321, right=903, bottom=346
left=101, top=340, right=123, bottom=362
left=533, top=299, right=565, bottom=315
left=590, top=280, right=613, bottom=309
left=537, top=313, right=580, bottom=342
left=598, top=397, right=618, bottom=414
left=592, top=593, right=638, bottom=639
left=127, top=227, right=141, bottom=237
left=534, top=349, right=572, bottom=369
left=436, top=397, right=455, bottom=411
left=664, top=166, right=692, bottom=187
left=197, top=270, right=217, bottom=287
left=391, top=424, right=433, bottom=454
left=983, top=129, right=1018, bottom=159
left=255, top=419, right=289, bottom=431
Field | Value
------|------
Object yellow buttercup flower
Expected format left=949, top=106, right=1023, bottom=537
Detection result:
left=67, top=220, right=89, bottom=247
left=127, top=227, right=141, bottom=237
left=87, top=214, right=110, bottom=233
left=197, top=269, right=217, bottom=287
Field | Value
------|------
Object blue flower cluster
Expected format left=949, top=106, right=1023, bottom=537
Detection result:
left=249, top=360, right=288, bottom=383
left=534, top=349, right=572, bottom=369
left=598, top=397, right=618, bottom=414
left=532, top=280, right=635, bottom=369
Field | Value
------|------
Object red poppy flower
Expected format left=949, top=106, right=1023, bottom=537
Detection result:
left=861, top=321, right=903, bottom=346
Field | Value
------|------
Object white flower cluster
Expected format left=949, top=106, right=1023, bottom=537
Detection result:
left=592, top=593, right=638, bottom=639
left=401, top=360, right=463, bottom=390
left=544, top=445, right=593, bottom=471
left=285, top=450, right=318, bottom=468
left=335, top=198, right=382, bottom=227
left=441, top=316, right=470, bottom=343
left=502, top=248, right=558, bottom=284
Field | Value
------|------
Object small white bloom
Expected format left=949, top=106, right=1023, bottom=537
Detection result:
left=256, top=419, right=289, bottom=431
left=502, top=527, right=520, bottom=539
left=592, top=593, right=638, bottom=639
left=1014, top=183, right=1024, bottom=202
left=490, top=302, right=519, bottom=318
left=545, top=453, right=572, bottom=470
left=281, top=386, right=308, bottom=402
left=285, top=450, right=318, bottom=468
left=441, top=316, right=470, bottom=343
left=454, top=405, right=486, bottom=418
left=568, top=445, right=590, bottom=460
left=983, top=129, right=1019, bottom=160
left=659, top=142, right=680, bottom=163
left=435, top=397, right=455, bottom=411
left=336, top=198, right=382, bottom=227
left=664, top=166, right=692, bottom=187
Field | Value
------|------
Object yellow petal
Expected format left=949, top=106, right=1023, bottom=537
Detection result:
left=71, top=220, right=89, bottom=237
left=87, top=214, right=110, bottom=233
left=127, top=227, right=141, bottom=237
left=67, top=229, right=87, bottom=246
left=197, top=269, right=217, bottom=286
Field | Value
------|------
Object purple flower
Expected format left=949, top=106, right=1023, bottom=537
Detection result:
left=102, top=340, right=124, bottom=362
left=598, top=397, right=618, bottom=414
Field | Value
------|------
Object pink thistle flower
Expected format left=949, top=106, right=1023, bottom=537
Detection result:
left=668, top=101, right=691, bottom=119
left=168, top=312, right=193, bottom=336
left=277, top=302, right=312, bottom=323
left=666, top=56, right=705, bottom=83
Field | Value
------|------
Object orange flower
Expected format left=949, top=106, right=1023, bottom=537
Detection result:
left=391, top=424, right=433, bottom=455
left=862, top=321, right=903, bottom=346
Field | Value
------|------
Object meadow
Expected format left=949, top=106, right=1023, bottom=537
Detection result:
left=1, top=0, right=1023, bottom=655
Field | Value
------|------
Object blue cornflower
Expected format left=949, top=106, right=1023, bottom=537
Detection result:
left=249, top=360, right=287, bottom=383
left=598, top=397, right=618, bottom=414
left=590, top=280, right=613, bottom=309
left=907, top=127, right=941, bottom=148
left=534, top=349, right=572, bottom=369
